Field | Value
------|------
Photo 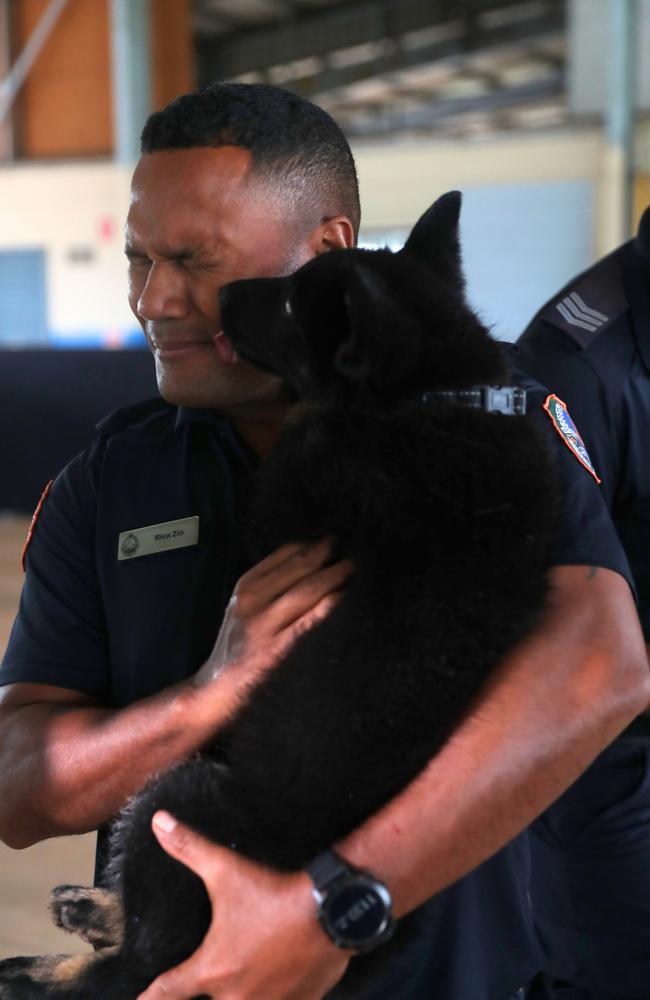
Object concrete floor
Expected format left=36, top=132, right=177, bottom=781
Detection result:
left=0, top=515, right=95, bottom=959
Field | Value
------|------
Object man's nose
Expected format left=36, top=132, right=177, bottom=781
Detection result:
left=137, top=262, right=188, bottom=320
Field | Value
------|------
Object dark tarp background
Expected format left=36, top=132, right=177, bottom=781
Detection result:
left=0, top=349, right=158, bottom=513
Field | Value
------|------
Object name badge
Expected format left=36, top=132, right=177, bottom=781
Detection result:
left=117, top=516, right=200, bottom=561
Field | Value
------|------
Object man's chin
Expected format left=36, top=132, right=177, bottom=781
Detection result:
left=155, top=369, right=289, bottom=412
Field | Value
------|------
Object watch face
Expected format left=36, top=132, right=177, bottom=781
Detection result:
left=324, top=878, right=391, bottom=947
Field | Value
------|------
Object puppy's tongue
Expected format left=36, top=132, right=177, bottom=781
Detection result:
left=212, top=332, right=239, bottom=365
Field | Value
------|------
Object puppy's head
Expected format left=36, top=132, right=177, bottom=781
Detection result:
left=220, top=192, right=506, bottom=404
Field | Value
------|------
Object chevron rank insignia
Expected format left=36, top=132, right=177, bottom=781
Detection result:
left=543, top=395, right=601, bottom=483
left=543, top=259, right=627, bottom=348
left=555, top=291, right=608, bottom=333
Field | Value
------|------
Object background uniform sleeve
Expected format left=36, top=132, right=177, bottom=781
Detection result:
left=543, top=427, right=631, bottom=579
left=518, top=326, right=623, bottom=508
left=0, top=449, right=110, bottom=700
left=524, top=377, right=633, bottom=589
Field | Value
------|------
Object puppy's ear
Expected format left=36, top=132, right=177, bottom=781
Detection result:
left=334, top=261, right=402, bottom=380
left=401, top=191, right=465, bottom=293
left=334, top=265, right=377, bottom=377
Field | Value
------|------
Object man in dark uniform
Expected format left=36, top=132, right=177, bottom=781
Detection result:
left=518, top=205, right=650, bottom=1000
left=0, top=84, right=647, bottom=1000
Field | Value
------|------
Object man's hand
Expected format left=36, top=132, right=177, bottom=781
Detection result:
left=194, top=539, right=353, bottom=692
left=136, top=811, right=350, bottom=1000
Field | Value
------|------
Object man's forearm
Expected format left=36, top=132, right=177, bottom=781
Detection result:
left=0, top=676, right=240, bottom=849
left=337, top=566, right=650, bottom=916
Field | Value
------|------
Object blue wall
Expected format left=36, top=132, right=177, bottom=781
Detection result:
left=460, top=180, right=593, bottom=340
left=361, top=179, right=595, bottom=342
left=0, top=249, right=48, bottom=345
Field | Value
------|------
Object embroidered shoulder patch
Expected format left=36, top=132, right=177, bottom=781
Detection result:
left=542, top=395, right=601, bottom=483
left=21, top=479, right=54, bottom=571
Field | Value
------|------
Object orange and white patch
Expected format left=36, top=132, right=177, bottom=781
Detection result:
left=542, top=394, right=601, bottom=483
left=21, top=479, right=53, bottom=571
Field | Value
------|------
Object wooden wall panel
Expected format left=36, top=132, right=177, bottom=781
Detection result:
left=10, top=0, right=194, bottom=160
left=13, top=0, right=112, bottom=158
left=151, top=0, right=194, bottom=111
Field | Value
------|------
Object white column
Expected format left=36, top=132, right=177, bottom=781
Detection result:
left=602, top=0, right=638, bottom=246
left=110, top=0, right=152, bottom=165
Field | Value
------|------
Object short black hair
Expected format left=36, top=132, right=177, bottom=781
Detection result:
left=140, top=82, right=360, bottom=237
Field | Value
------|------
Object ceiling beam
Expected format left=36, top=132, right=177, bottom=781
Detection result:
left=303, top=9, right=563, bottom=99
left=334, top=75, right=564, bottom=136
left=198, top=0, right=565, bottom=85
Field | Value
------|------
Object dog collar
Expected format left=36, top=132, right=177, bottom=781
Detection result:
left=421, top=385, right=527, bottom=416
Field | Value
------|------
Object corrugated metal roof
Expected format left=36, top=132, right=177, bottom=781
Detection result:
left=192, top=0, right=568, bottom=140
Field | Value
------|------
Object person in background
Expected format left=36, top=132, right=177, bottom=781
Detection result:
left=518, top=204, right=650, bottom=1000
left=0, top=84, right=647, bottom=1000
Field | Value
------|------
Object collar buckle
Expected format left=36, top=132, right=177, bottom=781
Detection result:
left=421, top=385, right=527, bottom=415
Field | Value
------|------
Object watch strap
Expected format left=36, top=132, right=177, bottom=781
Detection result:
left=306, top=849, right=349, bottom=894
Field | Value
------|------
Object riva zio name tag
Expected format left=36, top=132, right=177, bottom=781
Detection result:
left=117, top=516, right=200, bottom=561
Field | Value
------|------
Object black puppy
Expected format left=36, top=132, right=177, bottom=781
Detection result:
left=0, top=193, right=557, bottom=999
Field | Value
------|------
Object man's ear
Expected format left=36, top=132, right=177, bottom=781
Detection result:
left=400, top=191, right=465, bottom=293
left=309, top=215, right=356, bottom=256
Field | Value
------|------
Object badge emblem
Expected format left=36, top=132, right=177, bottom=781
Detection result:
left=120, top=533, right=140, bottom=558
left=542, top=394, right=601, bottom=483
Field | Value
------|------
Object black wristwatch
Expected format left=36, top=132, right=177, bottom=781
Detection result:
left=306, top=850, right=395, bottom=953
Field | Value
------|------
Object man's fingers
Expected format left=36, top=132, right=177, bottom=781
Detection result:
left=269, top=559, right=353, bottom=632
left=287, top=591, right=343, bottom=638
left=235, top=539, right=335, bottom=613
left=151, top=812, right=222, bottom=882
left=245, top=540, right=316, bottom=578
left=136, top=954, right=201, bottom=1000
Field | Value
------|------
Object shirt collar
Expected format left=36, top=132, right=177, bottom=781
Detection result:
left=175, top=406, right=258, bottom=469
left=175, top=406, right=228, bottom=433
left=636, top=205, right=650, bottom=267
left=621, top=239, right=650, bottom=375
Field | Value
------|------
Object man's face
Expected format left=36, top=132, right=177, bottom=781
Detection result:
left=125, top=146, right=312, bottom=411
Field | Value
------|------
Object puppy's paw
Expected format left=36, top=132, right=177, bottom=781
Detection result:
left=49, top=885, right=124, bottom=950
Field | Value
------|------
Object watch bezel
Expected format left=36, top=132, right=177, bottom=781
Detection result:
left=315, top=872, right=395, bottom=953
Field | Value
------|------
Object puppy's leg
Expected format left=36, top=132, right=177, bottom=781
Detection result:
left=0, top=953, right=97, bottom=999
left=49, top=885, right=124, bottom=951
left=0, top=951, right=157, bottom=1000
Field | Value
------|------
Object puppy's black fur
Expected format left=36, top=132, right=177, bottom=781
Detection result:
left=0, top=193, right=558, bottom=999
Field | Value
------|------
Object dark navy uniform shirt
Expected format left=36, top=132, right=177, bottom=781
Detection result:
left=1, top=401, right=255, bottom=707
left=0, top=354, right=633, bottom=999
left=519, top=207, right=650, bottom=734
